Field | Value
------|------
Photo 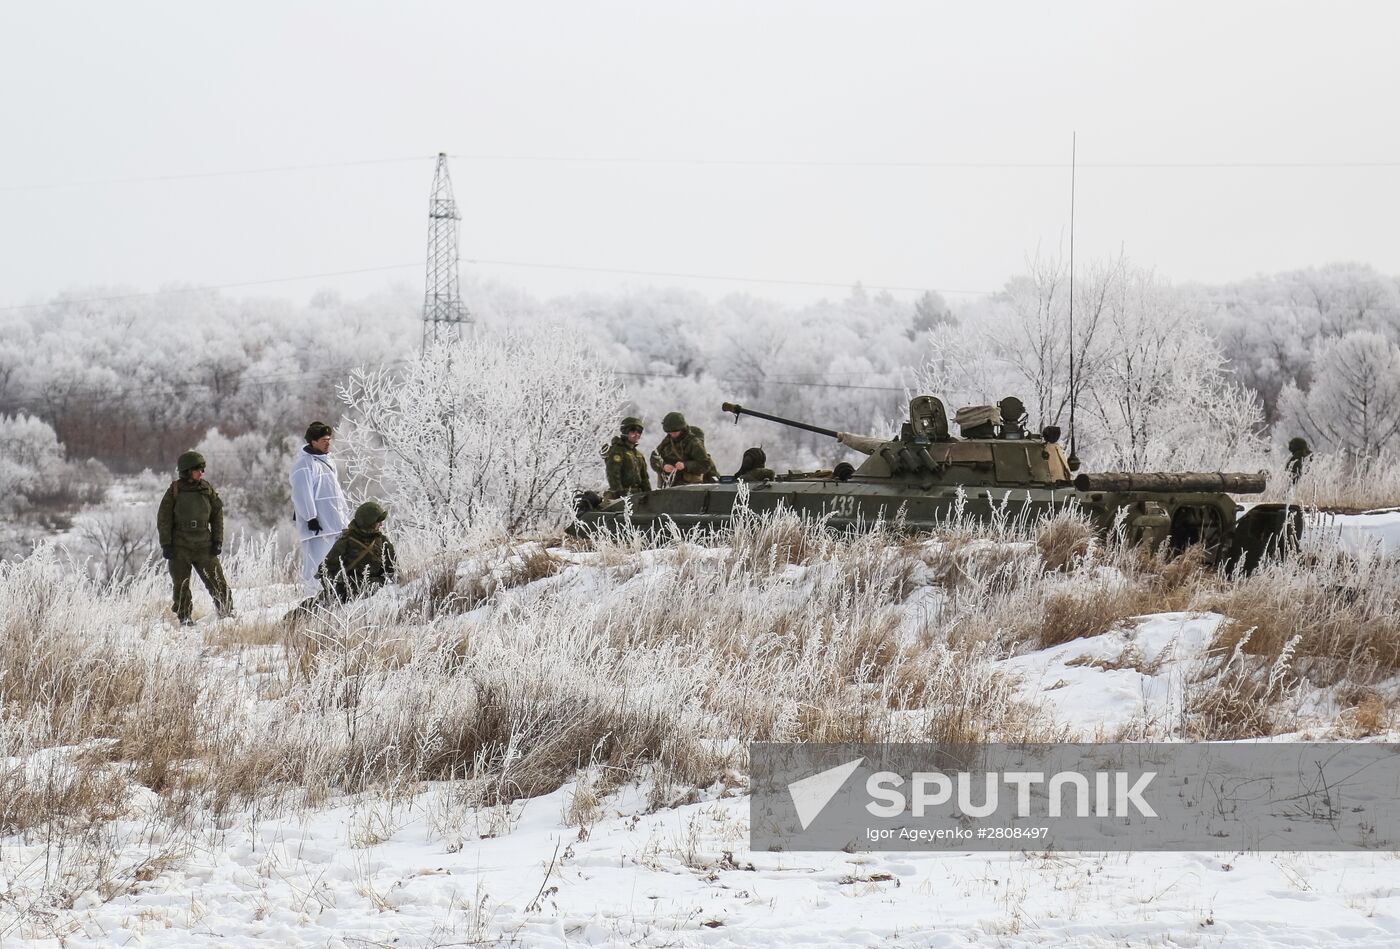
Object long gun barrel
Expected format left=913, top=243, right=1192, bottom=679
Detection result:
left=721, top=401, right=887, bottom=455
left=721, top=402, right=838, bottom=438
left=1074, top=471, right=1268, bottom=494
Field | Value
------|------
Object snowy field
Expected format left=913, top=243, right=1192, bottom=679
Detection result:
left=3, top=510, right=1400, bottom=946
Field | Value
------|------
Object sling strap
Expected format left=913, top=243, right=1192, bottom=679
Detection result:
left=343, top=535, right=384, bottom=573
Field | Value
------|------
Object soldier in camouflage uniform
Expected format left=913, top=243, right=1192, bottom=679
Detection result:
left=317, top=500, right=398, bottom=602
left=156, top=450, right=234, bottom=626
left=734, top=446, right=776, bottom=482
left=602, top=417, right=651, bottom=497
left=1286, top=436, right=1312, bottom=485
left=650, top=411, right=718, bottom=485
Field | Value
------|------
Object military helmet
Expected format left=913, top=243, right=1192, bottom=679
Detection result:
left=662, top=411, right=687, bottom=432
left=740, top=446, right=767, bottom=469
left=305, top=420, right=334, bottom=443
left=621, top=416, right=644, bottom=433
left=1287, top=436, right=1311, bottom=455
left=177, top=450, right=206, bottom=474
left=352, top=499, right=388, bottom=530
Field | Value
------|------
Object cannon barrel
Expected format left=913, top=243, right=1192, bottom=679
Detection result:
left=1074, top=471, right=1268, bottom=494
left=721, top=401, right=838, bottom=438
left=721, top=401, right=885, bottom=456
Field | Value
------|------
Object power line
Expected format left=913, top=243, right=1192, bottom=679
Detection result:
left=7, top=152, right=1397, bottom=194
left=465, top=257, right=995, bottom=295
left=450, top=153, right=1400, bottom=170
left=0, top=156, right=434, bottom=193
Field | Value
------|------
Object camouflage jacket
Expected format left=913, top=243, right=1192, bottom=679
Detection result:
left=602, top=436, right=651, bottom=494
left=738, top=467, right=776, bottom=482
left=318, top=525, right=398, bottom=601
left=650, top=428, right=718, bottom=484
left=157, top=477, right=225, bottom=553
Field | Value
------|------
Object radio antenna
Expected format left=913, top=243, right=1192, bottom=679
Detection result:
left=1066, top=132, right=1080, bottom=472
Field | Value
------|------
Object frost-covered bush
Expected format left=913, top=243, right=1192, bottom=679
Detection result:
left=338, top=328, right=620, bottom=542
left=0, top=415, right=109, bottom=532
left=0, top=414, right=67, bottom=514
left=72, top=503, right=157, bottom=586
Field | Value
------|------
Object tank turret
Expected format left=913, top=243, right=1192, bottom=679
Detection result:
left=723, top=396, right=1074, bottom=487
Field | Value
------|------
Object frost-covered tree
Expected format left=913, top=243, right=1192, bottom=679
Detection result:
left=74, top=503, right=156, bottom=585
left=338, top=328, right=620, bottom=541
left=1276, top=330, right=1400, bottom=458
left=920, top=254, right=1120, bottom=431
left=921, top=258, right=1266, bottom=471
left=1197, top=262, right=1400, bottom=422
left=0, top=414, right=67, bottom=514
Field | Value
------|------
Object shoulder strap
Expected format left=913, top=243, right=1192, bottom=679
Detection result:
left=344, top=536, right=384, bottom=572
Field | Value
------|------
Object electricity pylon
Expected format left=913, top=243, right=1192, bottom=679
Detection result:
left=421, top=152, right=471, bottom=349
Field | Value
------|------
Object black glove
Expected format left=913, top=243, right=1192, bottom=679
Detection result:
left=306, top=517, right=323, bottom=535
left=210, top=542, right=222, bottom=557
left=161, top=546, right=174, bottom=560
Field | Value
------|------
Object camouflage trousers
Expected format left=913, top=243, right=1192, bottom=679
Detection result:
left=169, top=552, right=233, bottom=621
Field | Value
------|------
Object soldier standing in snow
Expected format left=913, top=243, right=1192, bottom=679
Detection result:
left=289, top=420, right=350, bottom=596
left=649, top=411, right=718, bottom=486
left=156, top=450, right=234, bottom=626
left=602, top=417, right=651, bottom=497
left=1286, top=436, right=1312, bottom=485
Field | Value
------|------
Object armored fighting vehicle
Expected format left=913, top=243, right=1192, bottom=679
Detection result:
left=575, top=395, right=1299, bottom=568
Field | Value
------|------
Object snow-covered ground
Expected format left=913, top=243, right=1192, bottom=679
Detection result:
left=5, top=513, right=1400, bottom=946
left=18, top=765, right=1400, bottom=947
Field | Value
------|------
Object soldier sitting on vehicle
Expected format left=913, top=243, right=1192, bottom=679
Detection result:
left=156, top=450, right=235, bottom=626
left=317, top=500, right=398, bottom=603
left=734, top=446, right=776, bottom=482
left=650, top=411, right=718, bottom=485
left=602, top=416, right=651, bottom=497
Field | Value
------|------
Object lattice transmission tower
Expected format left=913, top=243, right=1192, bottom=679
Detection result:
left=421, top=152, right=471, bottom=349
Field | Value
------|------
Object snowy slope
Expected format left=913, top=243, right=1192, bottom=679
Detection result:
left=28, top=777, right=1400, bottom=947
left=6, top=514, right=1400, bottom=946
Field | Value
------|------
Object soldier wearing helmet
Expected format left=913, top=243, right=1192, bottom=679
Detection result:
left=602, top=416, right=651, bottom=497
left=735, top=446, right=776, bottom=483
left=156, top=450, right=234, bottom=626
left=650, top=411, right=718, bottom=485
left=1286, top=436, right=1311, bottom=485
left=318, top=499, right=398, bottom=602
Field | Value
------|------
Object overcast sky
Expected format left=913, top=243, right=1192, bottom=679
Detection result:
left=2, top=0, right=1398, bottom=309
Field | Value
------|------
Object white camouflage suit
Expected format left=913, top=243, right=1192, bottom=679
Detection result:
left=289, top=447, right=350, bottom=595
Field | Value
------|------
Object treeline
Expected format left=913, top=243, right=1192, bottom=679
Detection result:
left=0, top=287, right=419, bottom=473
left=1, top=261, right=1397, bottom=487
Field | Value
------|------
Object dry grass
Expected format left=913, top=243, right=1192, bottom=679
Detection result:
left=1191, top=541, right=1400, bottom=685
left=3, top=499, right=1397, bottom=923
left=0, top=754, right=129, bottom=836
left=1335, top=688, right=1391, bottom=738
left=1260, top=450, right=1400, bottom=511
left=1036, top=511, right=1097, bottom=572
left=1184, top=655, right=1293, bottom=740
